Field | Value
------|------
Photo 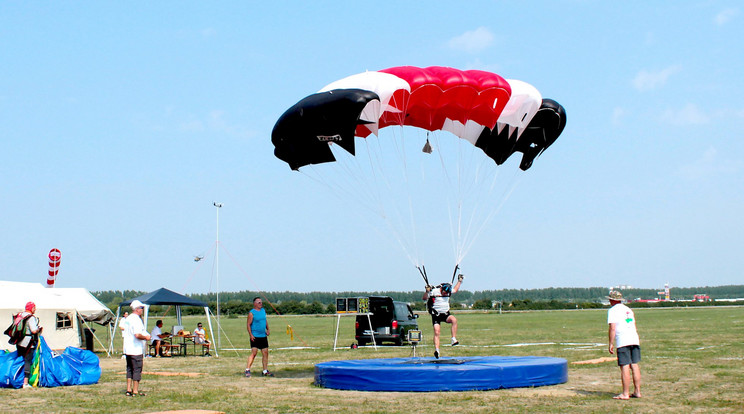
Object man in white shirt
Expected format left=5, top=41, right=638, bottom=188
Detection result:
left=607, top=291, right=642, bottom=400
left=194, top=322, right=211, bottom=356
left=123, top=300, right=150, bottom=396
left=422, top=274, right=464, bottom=359
left=150, top=320, right=169, bottom=357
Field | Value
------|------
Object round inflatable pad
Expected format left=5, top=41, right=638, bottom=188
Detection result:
left=315, top=355, right=568, bottom=392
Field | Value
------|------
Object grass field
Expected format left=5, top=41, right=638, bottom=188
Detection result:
left=2, top=306, right=743, bottom=413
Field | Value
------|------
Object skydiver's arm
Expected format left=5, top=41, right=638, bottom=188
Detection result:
left=422, top=286, right=432, bottom=301
left=453, top=280, right=462, bottom=294
left=29, top=317, right=41, bottom=334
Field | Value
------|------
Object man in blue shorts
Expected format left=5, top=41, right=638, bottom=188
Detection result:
left=607, top=291, right=642, bottom=400
left=245, top=297, right=273, bottom=378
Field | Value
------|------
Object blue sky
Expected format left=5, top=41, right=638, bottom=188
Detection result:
left=1, top=2, right=742, bottom=294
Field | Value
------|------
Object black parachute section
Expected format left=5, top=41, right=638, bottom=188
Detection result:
left=475, top=99, right=566, bottom=171
left=272, top=89, right=380, bottom=171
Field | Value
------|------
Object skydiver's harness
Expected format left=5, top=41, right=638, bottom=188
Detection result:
left=418, top=265, right=457, bottom=317
left=4, top=313, right=38, bottom=351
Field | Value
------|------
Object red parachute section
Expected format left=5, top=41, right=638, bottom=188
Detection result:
left=376, top=66, right=512, bottom=134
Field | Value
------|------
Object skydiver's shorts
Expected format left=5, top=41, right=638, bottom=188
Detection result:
left=126, top=354, right=144, bottom=381
left=616, top=345, right=641, bottom=366
left=250, top=336, right=269, bottom=350
left=430, top=311, right=451, bottom=326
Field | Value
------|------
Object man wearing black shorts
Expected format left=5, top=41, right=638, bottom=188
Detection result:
left=245, top=297, right=273, bottom=378
left=607, top=291, right=642, bottom=400
left=422, top=274, right=464, bottom=359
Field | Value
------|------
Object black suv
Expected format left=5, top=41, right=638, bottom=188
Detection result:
left=355, top=296, right=419, bottom=346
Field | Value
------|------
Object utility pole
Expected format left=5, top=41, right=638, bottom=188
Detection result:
left=213, top=201, right=223, bottom=352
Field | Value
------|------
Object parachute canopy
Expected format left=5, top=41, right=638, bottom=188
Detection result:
left=272, top=66, right=566, bottom=171
left=271, top=66, right=567, bottom=272
left=0, top=336, right=101, bottom=388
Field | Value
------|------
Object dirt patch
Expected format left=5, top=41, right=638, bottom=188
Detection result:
left=572, top=356, right=615, bottom=365
left=145, top=411, right=223, bottom=414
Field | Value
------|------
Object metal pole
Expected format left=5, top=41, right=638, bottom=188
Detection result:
left=213, top=202, right=223, bottom=352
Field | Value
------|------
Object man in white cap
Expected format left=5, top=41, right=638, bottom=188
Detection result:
left=123, top=300, right=150, bottom=396
left=607, top=290, right=642, bottom=400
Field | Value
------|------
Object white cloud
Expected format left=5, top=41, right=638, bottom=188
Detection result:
left=462, top=57, right=501, bottom=73
left=660, top=103, right=710, bottom=126
left=714, top=8, right=738, bottom=25
left=632, top=65, right=681, bottom=92
left=447, top=27, right=495, bottom=54
left=179, top=119, right=204, bottom=133
left=611, top=107, right=627, bottom=126
left=677, top=146, right=741, bottom=180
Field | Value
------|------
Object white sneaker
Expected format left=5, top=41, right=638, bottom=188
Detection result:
left=451, top=337, right=459, bottom=346
left=22, top=384, right=32, bottom=389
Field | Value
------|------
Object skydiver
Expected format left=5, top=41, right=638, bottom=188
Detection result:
left=423, top=274, right=464, bottom=359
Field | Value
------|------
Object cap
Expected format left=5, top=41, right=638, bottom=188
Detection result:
left=25, top=302, right=35, bottom=312
left=607, top=291, right=623, bottom=301
left=130, top=300, right=146, bottom=309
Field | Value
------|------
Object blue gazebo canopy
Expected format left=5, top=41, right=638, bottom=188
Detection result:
left=120, top=287, right=207, bottom=308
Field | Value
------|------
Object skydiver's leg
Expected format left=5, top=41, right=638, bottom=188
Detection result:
left=433, top=323, right=441, bottom=351
left=447, top=315, right=458, bottom=342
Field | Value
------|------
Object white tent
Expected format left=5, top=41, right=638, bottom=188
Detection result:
left=0, top=281, right=115, bottom=352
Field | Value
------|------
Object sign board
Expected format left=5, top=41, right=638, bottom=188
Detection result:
left=335, top=298, right=347, bottom=313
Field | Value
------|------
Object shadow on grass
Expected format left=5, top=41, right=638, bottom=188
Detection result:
left=574, top=389, right=616, bottom=398
left=241, top=367, right=315, bottom=379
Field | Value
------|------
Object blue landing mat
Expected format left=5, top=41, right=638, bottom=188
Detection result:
left=315, top=355, right=568, bottom=392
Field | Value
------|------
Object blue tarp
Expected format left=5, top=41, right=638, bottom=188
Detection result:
left=0, top=336, right=101, bottom=388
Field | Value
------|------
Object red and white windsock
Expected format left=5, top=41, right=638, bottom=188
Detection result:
left=47, top=248, right=61, bottom=288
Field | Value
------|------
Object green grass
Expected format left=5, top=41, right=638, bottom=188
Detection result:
left=2, top=307, right=743, bottom=413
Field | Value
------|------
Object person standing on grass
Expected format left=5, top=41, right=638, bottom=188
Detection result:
left=123, top=300, right=150, bottom=396
left=607, top=290, right=642, bottom=400
left=119, top=311, right=129, bottom=360
left=15, top=301, right=41, bottom=389
left=245, top=297, right=273, bottom=378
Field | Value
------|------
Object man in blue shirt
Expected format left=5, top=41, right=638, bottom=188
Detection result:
left=245, top=297, right=273, bottom=378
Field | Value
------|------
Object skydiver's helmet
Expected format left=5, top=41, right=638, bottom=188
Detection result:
left=439, top=283, right=452, bottom=297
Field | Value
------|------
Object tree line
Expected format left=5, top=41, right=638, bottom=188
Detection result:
left=93, top=284, right=744, bottom=315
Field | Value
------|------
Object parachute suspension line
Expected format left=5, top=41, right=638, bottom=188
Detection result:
left=430, top=132, right=461, bottom=264
left=298, top=142, right=420, bottom=268
left=382, top=125, right=423, bottom=268
left=457, top=171, right=525, bottom=263
left=300, top=160, right=378, bottom=218
left=364, top=131, right=420, bottom=267
left=417, top=265, right=429, bottom=286
left=456, top=152, right=502, bottom=264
